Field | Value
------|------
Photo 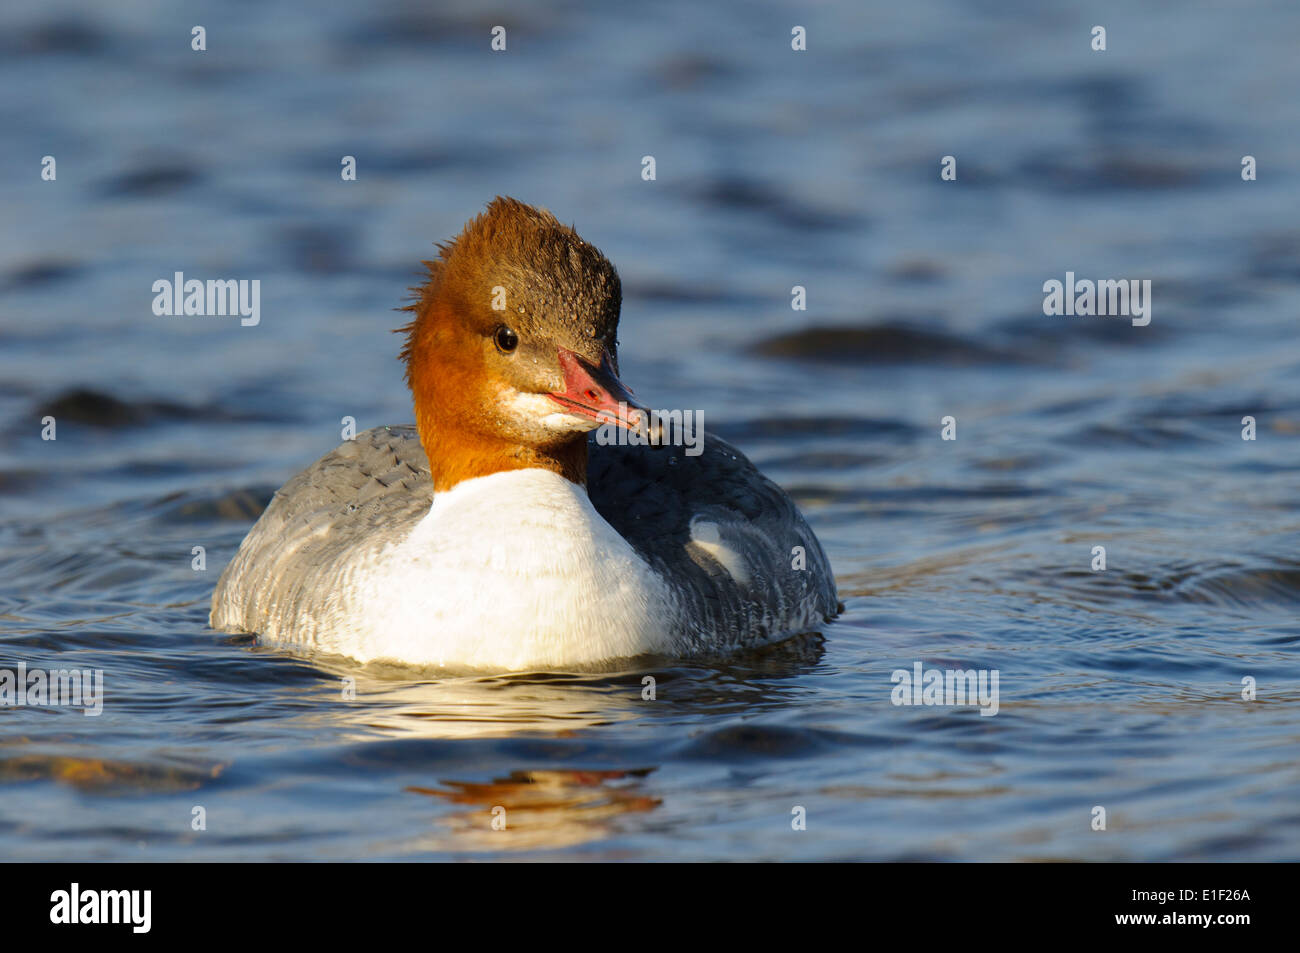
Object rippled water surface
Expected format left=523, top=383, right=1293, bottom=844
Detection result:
left=2, top=0, right=1299, bottom=860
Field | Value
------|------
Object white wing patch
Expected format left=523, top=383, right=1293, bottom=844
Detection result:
left=687, top=518, right=752, bottom=586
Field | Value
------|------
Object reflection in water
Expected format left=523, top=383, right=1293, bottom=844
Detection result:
left=408, top=768, right=659, bottom=852
left=309, top=663, right=645, bottom=741
left=245, top=638, right=825, bottom=852
left=281, top=632, right=827, bottom=741
left=0, top=749, right=222, bottom=794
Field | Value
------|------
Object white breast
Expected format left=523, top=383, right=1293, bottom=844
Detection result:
left=293, top=468, right=681, bottom=670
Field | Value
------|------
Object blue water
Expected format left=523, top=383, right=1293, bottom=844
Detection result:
left=2, top=0, right=1298, bottom=860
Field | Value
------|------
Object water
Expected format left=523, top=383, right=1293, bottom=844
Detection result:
left=2, top=0, right=1298, bottom=860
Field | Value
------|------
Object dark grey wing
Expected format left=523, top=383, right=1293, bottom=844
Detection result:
left=210, top=425, right=433, bottom=639
left=587, top=431, right=839, bottom=652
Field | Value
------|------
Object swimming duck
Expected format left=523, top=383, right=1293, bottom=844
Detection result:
left=210, top=198, right=838, bottom=670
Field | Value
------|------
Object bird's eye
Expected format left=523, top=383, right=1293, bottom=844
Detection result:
left=494, top=325, right=518, bottom=353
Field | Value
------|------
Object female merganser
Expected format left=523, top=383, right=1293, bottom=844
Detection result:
left=211, top=198, right=838, bottom=670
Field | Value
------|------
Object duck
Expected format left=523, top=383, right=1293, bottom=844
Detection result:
left=210, top=197, right=838, bottom=671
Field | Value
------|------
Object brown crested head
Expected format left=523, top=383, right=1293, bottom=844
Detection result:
left=398, top=197, right=650, bottom=492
